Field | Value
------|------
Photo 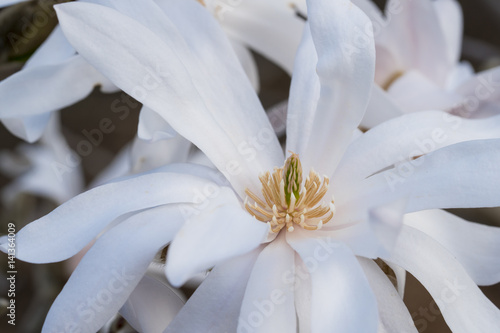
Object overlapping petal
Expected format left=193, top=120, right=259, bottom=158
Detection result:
left=1, top=164, right=227, bottom=263
left=56, top=1, right=283, bottom=196
left=405, top=209, right=500, bottom=286
left=383, top=226, right=500, bottom=333
left=287, top=229, right=378, bottom=333
left=41, top=204, right=185, bottom=333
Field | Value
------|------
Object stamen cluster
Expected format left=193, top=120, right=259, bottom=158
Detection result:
left=244, top=153, right=335, bottom=233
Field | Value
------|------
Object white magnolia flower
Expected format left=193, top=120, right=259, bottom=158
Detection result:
left=3, top=0, right=500, bottom=332
left=359, top=0, right=500, bottom=126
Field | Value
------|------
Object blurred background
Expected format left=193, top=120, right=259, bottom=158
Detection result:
left=1, top=0, right=500, bottom=332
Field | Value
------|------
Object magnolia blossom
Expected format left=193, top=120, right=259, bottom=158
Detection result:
left=3, top=0, right=500, bottom=332
left=352, top=0, right=500, bottom=127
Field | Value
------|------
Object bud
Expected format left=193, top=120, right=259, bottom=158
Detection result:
left=283, top=152, right=302, bottom=206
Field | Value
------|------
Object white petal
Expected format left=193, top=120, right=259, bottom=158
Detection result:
left=287, top=229, right=378, bottom=333
left=387, top=70, right=463, bottom=113
left=56, top=1, right=283, bottom=196
left=320, top=198, right=406, bottom=259
left=5, top=165, right=228, bottom=263
left=0, top=55, right=109, bottom=118
left=165, top=247, right=262, bottom=333
left=433, top=0, right=463, bottom=67
left=299, top=0, right=375, bottom=176
left=130, top=135, right=191, bottom=174
left=336, top=111, right=500, bottom=192
left=286, top=24, right=320, bottom=160
left=358, top=258, right=418, bottom=333
left=405, top=209, right=500, bottom=286
left=165, top=189, right=268, bottom=287
left=25, top=25, right=75, bottom=67
left=239, top=233, right=296, bottom=332
left=383, top=226, right=500, bottom=333
left=360, top=84, right=403, bottom=129
left=42, top=204, right=185, bottom=333
left=209, top=0, right=305, bottom=74
left=377, top=0, right=452, bottom=86
left=0, top=0, right=27, bottom=7
left=340, top=139, right=500, bottom=216
left=229, top=38, right=260, bottom=92
left=1, top=114, right=51, bottom=143
left=137, top=106, right=177, bottom=142
left=120, top=275, right=185, bottom=333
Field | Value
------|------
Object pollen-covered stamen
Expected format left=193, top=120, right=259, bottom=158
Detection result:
left=245, top=153, right=335, bottom=233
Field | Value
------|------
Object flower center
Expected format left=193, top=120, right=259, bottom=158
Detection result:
left=244, top=153, right=335, bottom=233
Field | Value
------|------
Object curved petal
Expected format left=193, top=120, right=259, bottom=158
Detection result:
left=382, top=226, right=500, bottom=333
left=377, top=0, right=451, bottom=86
left=339, top=139, right=500, bottom=217
left=287, top=228, right=378, bottom=333
left=208, top=0, right=305, bottom=74
left=137, top=106, right=177, bottom=142
left=120, top=275, right=185, bottom=333
left=286, top=24, right=320, bottom=160
left=405, top=209, right=500, bottom=286
left=165, top=247, right=262, bottom=333
left=0, top=55, right=109, bottom=118
left=298, top=0, right=375, bottom=176
left=1, top=114, right=51, bottom=143
left=130, top=135, right=191, bottom=174
left=320, top=198, right=406, bottom=259
left=42, top=204, right=185, bottom=333
left=360, top=84, right=403, bottom=129
left=25, top=25, right=75, bottom=67
left=239, top=233, right=296, bottom=332
left=229, top=38, right=260, bottom=92
left=335, top=111, right=500, bottom=192
left=165, top=189, right=268, bottom=287
left=56, top=1, right=283, bottom=197
left=358, top=258, right=418, bottom=333
left=387, top=70, right=463, bottom=113
left=433, top=0, right=463, bottom=67
left=3, top=164, right=229, bottom=263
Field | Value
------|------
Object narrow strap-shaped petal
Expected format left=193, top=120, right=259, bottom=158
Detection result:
left=0, top=55, right=109, bottom=119
left=405, top=209, right=500, bottom=286
left=239, top=233, right=296, bottom=332
left=335, top=111, right=500, bottom=193
left=383, top=226, right=500, bottom=333
left=358, top=258, right=418, bottom=333
left=339, top=139, right=500, bottom=217
left=1, top=164, right=228, bottom=263
left=287, top=229, right=378, bottom=333
left=165, top=189, right=268, bottom=287
left=298, top=0, right=375, bottom=176
left=433, top=0, right=463, bottom=68
left=286, top=24, right=320, bottom=162
left=206, top=0, right=305, bottom=74
left=41, top=204, right=185, bottom=333
left=165, top=247, right=262, bottom=333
